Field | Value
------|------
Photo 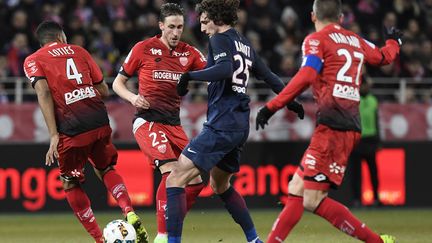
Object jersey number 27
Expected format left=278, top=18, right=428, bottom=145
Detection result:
left=333, top=48, right=364, bottom=101
left=336, top=49, right=364, bottom=85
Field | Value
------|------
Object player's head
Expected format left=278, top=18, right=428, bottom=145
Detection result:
left=312, top=0, right=342, bottom=24
left=196, top=0, right=239, bottom=37
left=159, top=3, right=184, bottom=49
left=35, top=21, right=67, bottom=46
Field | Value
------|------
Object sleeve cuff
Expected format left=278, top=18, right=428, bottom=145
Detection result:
left=30, top=76, right=46, bottom=88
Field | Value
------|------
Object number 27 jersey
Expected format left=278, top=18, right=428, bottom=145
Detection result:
left=23, top=42, right=109, bottom=136
left=303, top=24, right=398, bottom=131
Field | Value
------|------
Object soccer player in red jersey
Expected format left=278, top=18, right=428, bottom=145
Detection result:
left=23, top=21, right=149, bottom=243
left=112, top=3, right=206, bottom=243
left=256, top=1, right=402, bottom=243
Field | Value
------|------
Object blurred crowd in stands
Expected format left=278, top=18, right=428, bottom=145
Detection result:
left=1, top=0, right=432, bottom=103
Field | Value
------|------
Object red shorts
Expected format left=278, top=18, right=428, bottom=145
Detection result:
left=296, top=124, right=361, bottom=190
left=57, top=125, right=117, bottom=182
left=133, top=118, right=188, bottom=168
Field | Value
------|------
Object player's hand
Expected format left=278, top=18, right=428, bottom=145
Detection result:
left=286, top=100, right=304, bottom=119
left=256, top=106, right=275, bottom=130
left=130, top=94, right=150, bottom=109
left=383, top=26, right=403, bottom=46
left=46, top=133, right=59, bottom=166
left=177, top=72, right=191, bottom=96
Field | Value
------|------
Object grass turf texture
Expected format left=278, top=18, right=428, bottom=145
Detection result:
left=0, top=209, right=431, bottom=242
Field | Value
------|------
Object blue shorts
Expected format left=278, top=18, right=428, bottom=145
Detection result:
left=182, top=126, right=249, bottom=173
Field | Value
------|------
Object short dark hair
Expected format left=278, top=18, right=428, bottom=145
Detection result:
left=159, top=3, right=184, bottom=22
left=35, top=21, right=64, bottom=45
left=196, top=0, right=239, bottom=26
left=313, top=0, right=342, bottom=22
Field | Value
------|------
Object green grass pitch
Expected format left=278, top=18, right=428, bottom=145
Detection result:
left=1, top=209, right=431, bottom=242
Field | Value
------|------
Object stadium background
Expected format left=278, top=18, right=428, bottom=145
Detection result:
left=1, top=0, right=432, bottom=242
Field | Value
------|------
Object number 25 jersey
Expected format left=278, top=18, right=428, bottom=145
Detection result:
left=23, top=42, right=109, bottom=136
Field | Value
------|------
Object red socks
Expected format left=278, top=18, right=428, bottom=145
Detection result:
left=185, top=182, right=205, bottom=211
left=156, top=173, right=169, bottom=234
left=267, top=195, right=304, bottom=243
left=315, top=197, right=383, bottom=243
left=65, top=187, right=102, bottom=242
left=156, top=173, right=204, bottom=234
left=267, top=196, right=383, bottom=243
left=103, top=170, right=134, bottom=216
left=66, top=170, right=134, bottom=242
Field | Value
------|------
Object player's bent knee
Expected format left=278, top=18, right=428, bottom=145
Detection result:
left=166, top=168, right=189, bottom=188
left=210, top=178, right=230, bottom=194
left=288, top=182, right=303, bottom=196
left=159, top=162, right=176, bottom=174
left=94, top=165, right=114, bottom=180
left=211, top=184, right=229, bottom=195
left=189, top=174, right=203, bottom=185
left=288, top=175, right=304, bottom=196
left=303, top=190, right=327, bottom=211
left=303, top=199, right=320, bottom=211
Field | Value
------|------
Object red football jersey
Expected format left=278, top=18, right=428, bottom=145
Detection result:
left=268, top=24, right=399, bottom=131
left=23, top=42, right=109, bottom=136
left=120, top=35, right=207, bottom=125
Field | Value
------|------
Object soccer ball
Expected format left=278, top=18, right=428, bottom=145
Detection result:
left=103, top=219, right=137, bottom=243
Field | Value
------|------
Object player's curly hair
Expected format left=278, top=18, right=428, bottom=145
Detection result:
left=196, top=0, right=239, bottom=26
left=159, top=2, right=184, bottom=22
left=313, top=0, right=342, bottom=22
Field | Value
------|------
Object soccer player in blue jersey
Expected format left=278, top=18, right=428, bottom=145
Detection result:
left=164, top=1, right=304, bottom=242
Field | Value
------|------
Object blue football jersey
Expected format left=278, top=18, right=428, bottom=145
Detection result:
left=204, top=29, right=256, bottom=131
left=187, top=28, right=284, bottom=131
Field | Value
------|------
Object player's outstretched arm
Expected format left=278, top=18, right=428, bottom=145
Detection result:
left=362, top=26, right=402, bottom=66
left=266, top=67, right=316, bottom=113
left=252, top=56, right=284, bottom=93
left=176, top=61, right=232, bottom=96
left=177, top=72, right=192, bottom=96
left=252, top=55, right=304, bottom=119
left=255, top=67, right=314, bottom=130
left=383, top=26, right=403, bottom=46
left=185, top=33, right=233, bottom=83
left=256, top=106, right=275, bottom=130
left=188, top=60, right=232, bottom=82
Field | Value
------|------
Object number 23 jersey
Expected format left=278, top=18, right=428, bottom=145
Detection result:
left=120, top=35, right=207, bottom=125
left=23, top=42, right=109, bottom=136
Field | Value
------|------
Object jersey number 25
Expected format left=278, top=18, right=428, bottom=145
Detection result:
left=232, top=54, right=252, bottom=94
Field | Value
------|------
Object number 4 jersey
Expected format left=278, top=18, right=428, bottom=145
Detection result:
left=23, top=42, right=109, bottom=136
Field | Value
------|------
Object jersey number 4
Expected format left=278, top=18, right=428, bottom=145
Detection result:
left=66, top=58, right=83, bottom=84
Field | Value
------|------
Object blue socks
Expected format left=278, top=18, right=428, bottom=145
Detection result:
left=166, top=187, right=186, bottom=243
left=219, top=186, right=259, bottom=242
left=167, top=186, right=259, bottom=242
